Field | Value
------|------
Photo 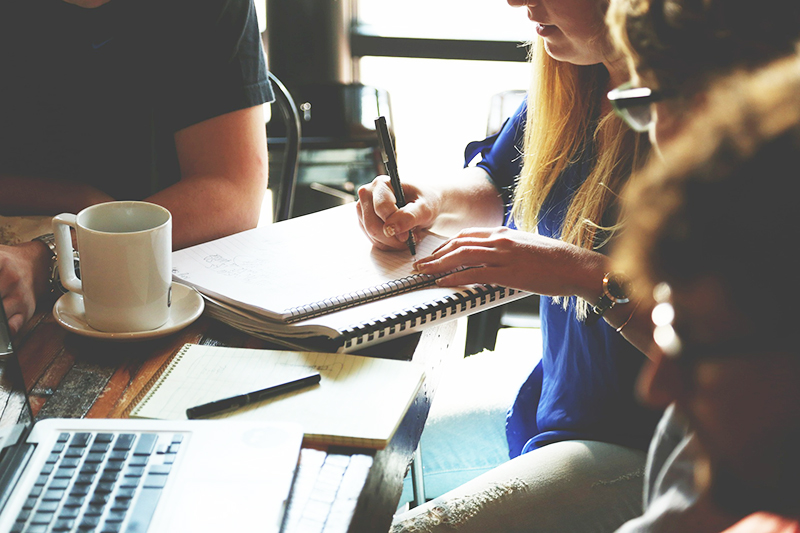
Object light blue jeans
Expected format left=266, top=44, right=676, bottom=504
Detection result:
left=392, top=440, right=647, bottom=533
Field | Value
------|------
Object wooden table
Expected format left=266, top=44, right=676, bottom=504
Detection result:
left=0, top=302, right=461, bottom=533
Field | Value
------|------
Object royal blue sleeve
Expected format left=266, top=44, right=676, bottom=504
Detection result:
left=463, top=99, right=527, bottom=213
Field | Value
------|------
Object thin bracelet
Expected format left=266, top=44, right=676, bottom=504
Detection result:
left=616, top=299, right=641, bottom=333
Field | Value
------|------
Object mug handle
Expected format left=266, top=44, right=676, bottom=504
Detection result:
left=52, top=214, right=82, bottom=295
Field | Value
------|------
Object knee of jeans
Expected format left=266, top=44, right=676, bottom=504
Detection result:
left=391, top=479, right=529, bottom=533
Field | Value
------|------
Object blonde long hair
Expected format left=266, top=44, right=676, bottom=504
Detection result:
left=511, top=37, right=648, bottom=315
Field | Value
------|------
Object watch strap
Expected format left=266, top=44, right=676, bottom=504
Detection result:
left=33, top=233, right=78, bottom=296
left=33, top=233, right=60, bottom=296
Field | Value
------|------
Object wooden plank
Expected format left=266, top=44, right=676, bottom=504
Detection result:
left=97, top=319, right=210, bottom=418
left=347, top=321, right=461, bottom=533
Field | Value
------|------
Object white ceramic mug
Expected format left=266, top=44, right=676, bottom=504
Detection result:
left=53, top=201, right=172, bottom=333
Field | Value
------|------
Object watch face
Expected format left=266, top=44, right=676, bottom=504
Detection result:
left=606, top=273, right=632, bottom=303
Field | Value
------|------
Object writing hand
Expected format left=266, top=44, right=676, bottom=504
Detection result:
left=356, top=175, right=439, bottom=251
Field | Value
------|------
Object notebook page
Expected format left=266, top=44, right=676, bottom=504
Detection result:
left=172, top=205, right=448, bottom=321
left=130, top=344, right=425, bottom=448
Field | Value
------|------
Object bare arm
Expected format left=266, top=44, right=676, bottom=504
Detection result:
left=0, top=177, right=114, bottom=215
left=0, top=104, right=268, bottom=333
left=414, top=226, right=659, bottom=360
left=147, top=104, right=268, bottom=249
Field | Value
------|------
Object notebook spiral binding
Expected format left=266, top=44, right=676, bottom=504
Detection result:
left=340, top=285, right=519, bottom=350
left=285, top=272, right=447, bottom=323
left=124, top=343, right=192, bottom=418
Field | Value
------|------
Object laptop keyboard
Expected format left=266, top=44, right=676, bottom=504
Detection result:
left=11, top=430, right=182, bottom=533
left=283, top=449, right=373, bottom=533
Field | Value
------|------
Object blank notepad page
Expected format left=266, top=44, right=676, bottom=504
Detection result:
left=130, top=344, right=426, bottom=448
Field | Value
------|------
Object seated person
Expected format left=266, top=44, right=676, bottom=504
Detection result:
left=0, top=0, right=270, bottom=335
left=604, top=0, right=800, bottom=529
left=613, top=54, right=800, bottom=532
left=361, top=0, right=661, bottom=530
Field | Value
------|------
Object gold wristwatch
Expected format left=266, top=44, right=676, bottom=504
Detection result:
left=586, top=272, right=632, bottom=325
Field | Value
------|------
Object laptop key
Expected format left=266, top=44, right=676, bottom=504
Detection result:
left=53, top=518, right=76, bottom=531
left=43, top=489, right=66, bottom=500
left=78, top=514, right=101, bottom=529
left=110, top=497, right=132, bottom=511
left=95, top=433, right=114, bottom=443
left=105, top=510, right=126, bottom=522
left=89, top=442, right=111, bottom=454
left=115, top=487, right=136, bottom=499
left=126, top=487, right=163, bottom=533
left=64, top=495, right=85, bottom=507
left=133, top=433, right=157, bottom=456
left=49, top=478, right=70, bottom=490
left=84, top=452, right=106, bottom=463
left=54, top=467, right=76, bottom=478
left=70, top=484, right=91, bottom=496
left=113, top=434, right=136, bottom=451
left=38, top=500, right=59, bottom=512
left=70, top=433, right=92, bottom=447
left=101, top=522, right=122, bottom=533
left=109, top=450, right=128, bottom=462
left=64, top=446, right=86, bottom=458
left=84, top=504, right=104, bottom=516
left=60, top=457, right=81, bottom=468
left=31, top=511, right=55, bottom=524
left=59, top=506, right=80, bottom=518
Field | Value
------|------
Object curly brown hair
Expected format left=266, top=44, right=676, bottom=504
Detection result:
left=607, top=0, right=800, bottom=95
left=615, top=55, right=800, bottom=334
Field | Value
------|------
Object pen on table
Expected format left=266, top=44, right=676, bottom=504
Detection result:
left=375, top=115, right=417, bottom=256
left=185, top=371, right=321, bottom=419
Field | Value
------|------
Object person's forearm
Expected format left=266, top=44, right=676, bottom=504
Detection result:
left=426, top=167, right=506, bottom=237
left=0, top=175, right=114, bottom=215
left=145, top=174, right=266, bottom=250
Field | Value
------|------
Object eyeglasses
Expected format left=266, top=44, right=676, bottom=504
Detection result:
left=607, top=82, right=668, bottom=133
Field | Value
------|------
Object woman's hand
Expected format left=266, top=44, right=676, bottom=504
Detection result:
left=356, top=175, right=441, bottom=252
left=413, top=227, right=607, bottom=299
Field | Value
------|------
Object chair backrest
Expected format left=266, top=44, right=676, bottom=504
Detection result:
left=267, top=72, right=302, bottom=222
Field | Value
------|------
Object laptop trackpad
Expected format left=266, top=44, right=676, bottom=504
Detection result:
left=151, top=423, right=301, bottom=532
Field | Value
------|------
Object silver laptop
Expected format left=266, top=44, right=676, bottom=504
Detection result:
left=0, top=301, right=304, bottom=533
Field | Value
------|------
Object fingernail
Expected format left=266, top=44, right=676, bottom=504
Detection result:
left=384, top=225, right=396, bottom=238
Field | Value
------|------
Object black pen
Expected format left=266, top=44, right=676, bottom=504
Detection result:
left=375, top=116, right=417, bottom=256
left=186, top=371, right=321, bottom=419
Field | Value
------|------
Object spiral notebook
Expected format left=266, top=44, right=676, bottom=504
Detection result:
left=172, top=205, right=529, bottom=352
left=128, top=344, right=426, bottom=449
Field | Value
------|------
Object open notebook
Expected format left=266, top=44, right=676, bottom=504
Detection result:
left=172, top=204, right=529, bottom=352
left=128, top=344, right=425, bottom=449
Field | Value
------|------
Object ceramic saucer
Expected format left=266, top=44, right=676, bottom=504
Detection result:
left=53, top=282, right=204, bottom=341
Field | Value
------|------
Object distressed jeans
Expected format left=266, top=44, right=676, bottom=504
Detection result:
left=392, top=440, right=647, bottom=533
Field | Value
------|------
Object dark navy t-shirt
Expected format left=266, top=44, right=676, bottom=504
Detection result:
left=465, top=101, right=659, bottom=456
left=0, top=0, right=272, bottom=200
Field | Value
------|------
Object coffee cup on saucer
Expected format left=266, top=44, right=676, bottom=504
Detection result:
left=52, top=201, right=172, bottom=333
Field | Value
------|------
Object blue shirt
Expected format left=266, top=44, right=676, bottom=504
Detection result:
left=465, top=101, right=659, bottom=457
